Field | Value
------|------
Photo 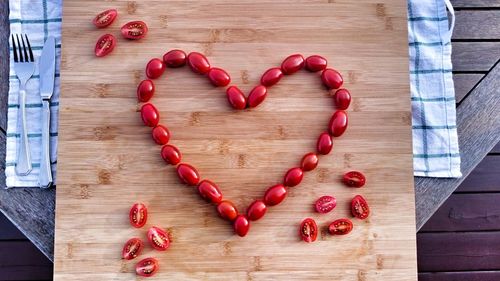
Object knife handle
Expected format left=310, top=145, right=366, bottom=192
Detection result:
left=39, top=100, right=52, bottom=188
left=16, top=88, right=32, bottom=176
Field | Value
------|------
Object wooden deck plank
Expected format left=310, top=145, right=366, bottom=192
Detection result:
left=451, top=0, right=500, bottom=8
left=456, top=156, right=500, bottom=192
left=453, top=11, right=500, bottom=39
left=0, top=212, right=25, bottom=240
left=452, top=42, right=500, bottom=72
left=453, top=74, right=483, bottom=104
left=0, top=241, right=53, bottom=280
left=419, top=271, right=500, bottom=281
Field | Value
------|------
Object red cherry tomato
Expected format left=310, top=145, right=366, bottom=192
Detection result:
left=187, top=52, right=211, bottom=74
left=146, top=58, right=165, bottom=79
left=121, top=21, right=148, bottom=40
left=152, top=125, right=170, bottom=145
left=122, top=238, right=143, bottom=260
left=301, top=152, right=319, bottom=172
left=208, top=68, right=231, bottom=87
left=343, top=171, right=366, bottom=187
left=94, top=34, right=116, bottom=57
left=328, top=218, right=353, bottom=235
left=137, top=79, right=155, bottom=102
left=246, top=200, right=267, bottom=221
left=161, top=144, right=182, bottom=165
left=163, top=49, right=187, bottom=68
left=317, top=132, right=333, bottom=155
left=321, top=68, right=344, bottom=89
left=233, top=215, right=250, bottom=237
left=305, top=55, right=327, bottom=72
left=129, top=203, right=148, bottom=228
left=93, top=9, right=117, bottom=28
left=197, top=180, right=223, bottom=204
left=314, top=195, right=337, bottom=214
left=260, top=67, right=283, bottom=87
left=247, top=85, right=267, bottom=108
left=351, top=195, right=370, bottom=219
left=281, top=54, right=305, bottom=75
left=283, top=167, right=303, bottom=187
left=140, top=103, right=159, bottom=127
left=328, top=110, right=348, bottom=137
left=263, top=184, right=287, bottom=206
left=136, top=257, right=159, bottom=277
left=147, top=226, right=170, bottom=251
left=176, top=163, right=200, bottom=185
left=334, top=88, right=351, bottom=110
left=217, top=200, right=238, bottom=221
left=226, top=86, right=247, bottom=110
left=299, top=218, right=318, bottom=243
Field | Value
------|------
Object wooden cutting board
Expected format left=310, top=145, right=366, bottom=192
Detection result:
left=54, top=0, right=416, bottom=280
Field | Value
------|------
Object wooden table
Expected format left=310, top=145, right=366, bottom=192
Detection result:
left=0, top=0, right=499, bottom=262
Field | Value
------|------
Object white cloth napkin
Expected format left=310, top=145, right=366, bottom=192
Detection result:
left=5, top=0, right=62, bottom=188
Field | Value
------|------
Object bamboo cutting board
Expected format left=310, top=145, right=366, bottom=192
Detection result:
left=54, top=0, right=416, bottom=280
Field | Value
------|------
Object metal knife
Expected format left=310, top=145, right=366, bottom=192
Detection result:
left=38, top=36, right=56, bottom=188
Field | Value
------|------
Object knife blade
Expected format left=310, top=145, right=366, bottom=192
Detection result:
left=39, top=36, right=56, bottom=100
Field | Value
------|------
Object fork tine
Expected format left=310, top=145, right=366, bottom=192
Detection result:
left=24, top=34, right=34, bottom=62
left=15, top=34, right=23, bottom=62
left=11, top=34, right=18, bottom=62
left=21, top=34, right=29, bottom=62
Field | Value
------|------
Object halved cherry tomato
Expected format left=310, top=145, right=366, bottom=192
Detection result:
left=263, top=184, right=287, bottom=206
left=140, top=103, right=160, bottom=127
left=321, top=68, right=344, bottom=89
left=247, top=85, right=267, bottom=108
left=161, top=144, right=182, bottom=165
left=246, top=200, right=267, bottom=221
left=121, top=20, right=148, bottom=40
left=226, top=86, right=247, bottom=110
left=299, top=218, right=318, bottom=243
left=122, top=237, right=143, bottom=260
left=343, top=171, right=366, bottom=188
left=197, top=180, right=223, bottom=204
left=176, top=163, right=200, bottom=185
left=163, top=49, right=187, bottom=68
left=328, top=110, right=348, bottom=137
left=94, top=34, right=116, bottom=57
left=328, top=218, right=353, bottom=235
left=301, top=152, right=319, bottom=172
left=129, top=203, right=148, bottom=228
left=136, top=257, right=159, bottom=277
left=217, top=200, right=238, bottom=221
left=233, top=215, right=250, bottom=237
left=283, top=167, right=303, bottom=187
left=146, top=58, right=165, bottom=79
left=334, top=89, right=351, bottom=110
left=147, top=226, right=170, bottom=251
left=317, top=132, right=333, bottom=155
left=93, top=9, right=117, bottom=28
left=187, top=52, right=211, bottom=74
left=208, top=68, right=231, bottom=87
left=260, top=67, right=283, bottom=87
left=314, top=195, right=337, bottom=214
left=281, top=54, right=305, bottom=75
left=351, top=195, right=370, bottom=219
left=137, top=79, right=155, bottom=102
left=305, top=55, right=327, bottom=72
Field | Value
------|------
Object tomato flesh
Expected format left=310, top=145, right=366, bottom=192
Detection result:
left=246, top=200, right=267, bottom=221
left=217, top=200, right=238, bottom=221
left=94, top=34, right=116, bottom=57
left=263, top=184, right=287, bottom=206
left=161, top=144, right=182, bottom=165
left=334, top=88, right=351, bottom=110
left=136, top=257, right=159, bottom=277
left=129, top=203, right=148, bottom=228
left=152, top=125, right=170, bottom=145
left=301, top=152, right=319, bottom=172
left=137, top=79, right=155, bottom=102
left=121, top=21, right=148, bottom=40
left=314, top=195, right=337, bottom=214
left=328, top=218, right=353, bottom=235
left=226, top=86, right=247, bottom=110
left=351, top=195, right=370, bottom=219
left=299, top=218, right=318, bottom=243
left=147, top=226, right=170, bottom=251
left=122, top=238, right=143, bottom=260
left=93, top=9, right=117, bottom=28
left=343, top=171, right=366, bottom=188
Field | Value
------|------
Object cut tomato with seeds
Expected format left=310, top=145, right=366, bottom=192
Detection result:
left=343, top=171, right=366, bottom=188
left=136, top=257, right=159, bottom=277
left=94, top=34, right=116, bottom=57
left=328, top=218, right=353, bottom=235
left=93, top=9, right=117, bottom=28
left=121, top=21, right=148, bottom=40
left=129, top=203, right=148, bottom=228
left=147, top=226, right=170, bottom=251
left=314, top=195, right=337, bottom=214
left=299, top=218, right=318, bottom=243
left=122, top=237, right=143, bottom=260
left=351, top=195, right=370, bottom=219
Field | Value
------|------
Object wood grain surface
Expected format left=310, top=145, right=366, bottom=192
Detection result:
left=53, top=0, right=416, bottom=280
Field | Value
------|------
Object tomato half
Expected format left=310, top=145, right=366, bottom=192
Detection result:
left=129, top=203, right=148, bottom=228
left=136, top=257, right=159, bottom=277
left=93, top=9, right=117, bottom=28
left=94, top=34, right=116, bottom=57
left=328, top=218, right=353, bottom=235
left=121, top=21, right=148, bottom=40
left=299, top=218, right=318, bottom=243
left=351, top=195, right=370, bottom=219
left=314, top=195, right=337, bottom=214
left=147, top=226, right=170, bottom=251
left=122, top=237, right=143, bottom=260
left=343, top=171, right=366, bottom=188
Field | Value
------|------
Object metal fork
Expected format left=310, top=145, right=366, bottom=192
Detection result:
left=11, top=34, right=35, bottom=176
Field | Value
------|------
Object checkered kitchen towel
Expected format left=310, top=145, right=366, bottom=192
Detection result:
left=5, top=0, right=62, bottom=188
left=408, top=0, right=462, bottom=178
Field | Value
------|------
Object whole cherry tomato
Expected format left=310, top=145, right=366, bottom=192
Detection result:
left=93, top=9, right=117, bottom=28
left=152, top=125, right=170, bottom=145
left=233, top=215, right=250, bottom=237
left=328, top=110, right=348, bottom=137
left=146, top=58, right=165, bottom=79
left=351, top=195, right=370, bottom=219
left=334, top=88, right=351, bottom=110
left=317, top=132, right=333, bottom=155
left=301, top=152, right=319, bottom=172
left=121, top=21, right=148, bottom=40
left=94, top=34, right=116, bottom=57
left=281, top=54, right=305, bottom=75
left=147, top=226, right=170, bottom=251
left=129, top=203, right=148, bottom=228
left=299, top=218, right=318, bottom=243
left=122, top=237, right=143, bottom=260
left=263, top=184, right=287, bottom=206
left=187, top=52, right=211, bottom=74
left=260, top=67, right=283, bottom=87
left=226, top=86, right=247, bottom=110
left=247, top=85, right=267, bottom=108
left=284, top=167, right=303, bottom=187
left=328, top=218, right=353, bottom=235
left=305, top=55, right=327, bottom=72
left=314, top=195, right=337, bottom=214
left=197, top=180, right=223, bottom=204
left=137, top=79, right=155, bottom=102
left=161, top=144, right=182, bottom=165
left=176, top=163, right=200, bottom=185
left=163, top=49, right=187, bottom=68
left=343, top=171, right=366, bottom=188
left=208, top=68, right=231, bottom=87
left=217, top=200, right=238, bottom=221
left=136, top=257, right=159, bottom=277
left=140, top=103, right=160, bottom=127
left=321, top=68, right=343, bottom=89
left=246, top=200, right=267, bottom=221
